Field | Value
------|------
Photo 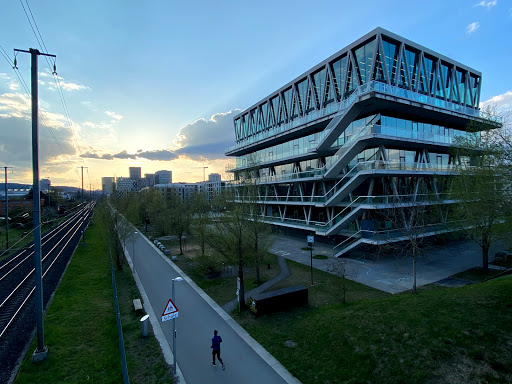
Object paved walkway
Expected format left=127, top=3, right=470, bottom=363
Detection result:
left=268, top=235, right=505, bottom=294
left=222, top=256, right=290, bottom=313
left=125, top=232, right=301, bottom=384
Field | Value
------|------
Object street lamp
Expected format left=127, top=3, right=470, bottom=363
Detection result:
left=132, top=231, right=138, bottom=272
left=46, top=176, right=51, bottom=208
left=172, top=276, right=184, bottom=375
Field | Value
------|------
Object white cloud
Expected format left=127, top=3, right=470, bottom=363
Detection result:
left=480, top=90, right=512, bottom=112
left=59, top=81, right=88, bottom=91
left=466, top=22, right=480, bottom=34
left=105, top=110, right=123, bottom=120
left=474, top=0, right=497, bottom=9
left=0, top=93, right=31, bottom=118
left=38, top=71, right=89, bottom=92
left=174, top=110, right=239, bottom=160
left=8, top=82, right=20, bottom=91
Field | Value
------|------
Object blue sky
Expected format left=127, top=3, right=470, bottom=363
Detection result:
left=0, top=0, right=510, bottom=187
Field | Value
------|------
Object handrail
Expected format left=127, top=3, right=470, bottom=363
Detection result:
left=332, top=230, right=363, bottom=256
left=254, top=193, right=451, bottom=232
left=226, top=80, right=498, bottom=153
left=231, top=161, right=456, bottom=204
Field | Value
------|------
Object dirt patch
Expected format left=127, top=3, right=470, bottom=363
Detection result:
left=428, top=353, right=507, bottom=384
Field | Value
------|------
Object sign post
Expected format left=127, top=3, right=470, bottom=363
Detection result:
left=161, top=298, right=179, bottom=322
left=162, top=276, right=183, bottom=375
left=307, top=235, right=314, bottom=286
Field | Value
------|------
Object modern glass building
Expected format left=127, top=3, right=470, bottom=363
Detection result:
left=225, top=27, right=500, bottom=256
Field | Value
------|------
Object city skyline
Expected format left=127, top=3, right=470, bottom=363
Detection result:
left=0, top=0, right=510, bottom=189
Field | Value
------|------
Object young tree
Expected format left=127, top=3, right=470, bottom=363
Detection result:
left=190, top=192, right=210, bottom=257
left=204, top=191, right=252, bottom=309
left=451, top=107, right=512, bottom=271
left=166, top=197, right=191, bottom=255
left=377, top=194, right=438, bottom=293
left=244, top=181, right=272, bottom=284
left=327, top=258, right=357, bottom=304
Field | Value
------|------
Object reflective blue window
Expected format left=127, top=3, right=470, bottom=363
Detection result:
left=456, top=69, right=465, bottom=105
left=423, top=56, right=435, bottom=95
left=313, top=68, right=326, bottom=108
left=382, top=39, right=398, bottom=84
left=260, top=102, right=268, bottom=129
left=331, top=56, right=348, bottom=99
left=405, top=48, right=418, bottom=89
left=296, top=78, right=308, bottom=114
left=345, top=61, right=357, bottom=96
left=373, top=49, right=386, bottom=82
left=283, top=88, right=292, bottom=120
left=354, top=39, right=376, bottom=85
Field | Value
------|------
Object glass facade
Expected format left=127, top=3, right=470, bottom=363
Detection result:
left=233, top=30, right=482, bottom=145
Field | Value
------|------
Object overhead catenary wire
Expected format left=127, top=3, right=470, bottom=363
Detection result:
left=16, top=0, right=84, bottom=158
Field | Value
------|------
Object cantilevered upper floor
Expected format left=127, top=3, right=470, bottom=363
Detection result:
left=226, top=27, right=499, bottom=158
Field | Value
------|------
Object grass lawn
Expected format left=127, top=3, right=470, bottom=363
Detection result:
left=269, top=259, right=389, bottom=307
left=15, top=209, right=173, bottom=384
left=234, top=275, right=512, bottom=383
left=158, top=236, right=280, bottom=306
left=453, top=267, right=503, bottom=282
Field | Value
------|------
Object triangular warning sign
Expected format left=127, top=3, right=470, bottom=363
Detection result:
left=161, top=298, right=179, bottom=322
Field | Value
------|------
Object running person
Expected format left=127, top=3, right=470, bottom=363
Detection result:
left=210, top=330, right=225, bottom=370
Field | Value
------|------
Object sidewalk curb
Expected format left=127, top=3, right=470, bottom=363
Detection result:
left=138, top=232, right=302, bottom=384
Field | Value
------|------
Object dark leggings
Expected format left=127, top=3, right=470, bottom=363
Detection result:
left=212, top=349, right=223, bottom=365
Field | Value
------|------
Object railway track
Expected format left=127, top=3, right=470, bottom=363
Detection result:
left=0, top=201, right=95, bottom=383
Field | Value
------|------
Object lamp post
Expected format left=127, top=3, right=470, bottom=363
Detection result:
left=172, top=276, right=183, bottom=375
left=132, top=231, right=138, bottom=272
left=46, top=176, right=51, bottom=208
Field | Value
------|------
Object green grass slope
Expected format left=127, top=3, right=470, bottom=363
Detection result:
left=236, top=275, right=512, bottom=384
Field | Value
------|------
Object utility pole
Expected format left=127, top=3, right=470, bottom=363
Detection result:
left=15, top=47, right=55, bottom=362
left=46, top=176, right=51, bottom=208
left=78, top=166, right=88, bottom=204
left=3, top=167, right=13, bottom=250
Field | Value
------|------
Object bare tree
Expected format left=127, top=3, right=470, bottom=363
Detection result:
left=204, top=191, right=252, bottom=309
left=328, top=257, right=358, bottom=304
left=190, top=192, right=210, bottom=257
left=377, top=195, right=438, bottom=293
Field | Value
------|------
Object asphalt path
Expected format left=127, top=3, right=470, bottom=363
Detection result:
left=128, top=232, right=297, bottom=384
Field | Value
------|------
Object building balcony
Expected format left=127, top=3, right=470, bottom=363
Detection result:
left=226, top=81, right=500, bottom=157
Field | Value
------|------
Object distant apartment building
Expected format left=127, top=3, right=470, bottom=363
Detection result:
left=155, top=170, right=172, bottom=184
left=144, top=173, right=156, bottom=187
left=40, top=179, right=51, bottom=193
left=102, top=177, right=115, bottom=195
left=199, top=173, right=225, bottom=201
left=154, top=182, right=198, bottom=202
left=116, top=177, right=137, bottom=197
left=129, top=167, right=142, bottom=180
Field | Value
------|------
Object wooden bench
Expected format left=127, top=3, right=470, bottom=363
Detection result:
left=133, top=299, right=143, bottom=314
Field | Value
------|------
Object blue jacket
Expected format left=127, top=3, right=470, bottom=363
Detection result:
left=211, top=335, right=222, bottom=350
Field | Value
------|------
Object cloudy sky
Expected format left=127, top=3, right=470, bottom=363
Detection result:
left=0, top=0, right=511, bottom=188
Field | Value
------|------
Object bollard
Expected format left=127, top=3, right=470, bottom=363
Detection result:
left=140, top=314, right=150, bottom=338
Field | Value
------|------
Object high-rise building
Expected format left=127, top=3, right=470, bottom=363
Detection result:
left=40, top=178, right=51, bottom=193
left=102, top=177, right=115, bottom=195
left=129, top=167, right=142, bottom=180
left=155, top=170, right=172, bottom=184
left=225, top=27, right=500, bottom=256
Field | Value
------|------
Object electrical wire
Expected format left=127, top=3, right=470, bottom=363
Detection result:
left=17, top=0, right=84, bottom=158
